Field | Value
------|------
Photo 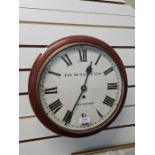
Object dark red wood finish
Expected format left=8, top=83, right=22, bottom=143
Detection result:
left=28, top=35, right=128, bottom=137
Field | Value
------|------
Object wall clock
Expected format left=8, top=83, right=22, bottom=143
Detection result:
left=28, top=35, right=128, bottom=137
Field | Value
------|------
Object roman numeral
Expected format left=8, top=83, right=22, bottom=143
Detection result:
left=49, top=99, right=63, bottom=114
left=95, top=55, right=101, bottom=65
left=96, top=109, right=103, bottom=118
left=81, top=113, right=87, bottom=117
left=104, top=67, right=114, bottom=75
left=103, top=96, right=115, bottom=107
left=81, top=113, right=89, bottom=125
left=48, top=71, right=61, bottom=77
left=78, top=48, right=87, bottom=62
left=61, top=54, right=72, bottom=66
left=63, top=110, right=72, bottom=125
left=107, top=83, right=118, bottom=90
left=44, top=87, right=57, bottom=94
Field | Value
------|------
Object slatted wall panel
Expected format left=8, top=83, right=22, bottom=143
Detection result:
left=19, top=0, right=135, bottom=154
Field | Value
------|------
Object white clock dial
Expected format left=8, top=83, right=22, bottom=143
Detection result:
left=38, top=44, right=122, bottom=131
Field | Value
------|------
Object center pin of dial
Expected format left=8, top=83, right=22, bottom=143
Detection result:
left=81, top=85, right=87, bottom=92
left=82, top=95, right=86, bottom=99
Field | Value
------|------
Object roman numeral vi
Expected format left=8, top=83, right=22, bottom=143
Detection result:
left=63, top=110, right=72, bottom=125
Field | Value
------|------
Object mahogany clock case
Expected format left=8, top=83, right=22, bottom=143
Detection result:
left=28, top=35, right=128, bottom=137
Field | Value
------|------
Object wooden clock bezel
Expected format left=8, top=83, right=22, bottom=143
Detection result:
left=28, top=35, right=128, bottom=137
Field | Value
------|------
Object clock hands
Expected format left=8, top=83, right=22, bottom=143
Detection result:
left=84, top=61, right=92, bottom=86
left=65, top=62, right=92, bottom=125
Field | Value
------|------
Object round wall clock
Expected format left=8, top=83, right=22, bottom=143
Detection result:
left=28, top=35, right=128, bottom=137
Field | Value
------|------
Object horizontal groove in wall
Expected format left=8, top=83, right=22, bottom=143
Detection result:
left=19, top=44, right=47, bottom=48
left=19, top=68, right=31, bottom=71
left=19, top=124, right=134, bottom=143
left=19, top=92, right=28, bottom=96
left=107, top=124, right=134, bottom=130
left=128, top=85, right=135, bottom=88
left=20, top=135, right=62, bottom=143
left=20, top=115, right=36, bottom=119
left=19, top=66, right=135, bottom=72
left=19, top=45, right=135, bottom=48
left=19, top=104, right=135, bottom=119
left=19, top=20, right=135, bottom=29
left=20, top=7, right=134, bottom=17
left=123, top=104, right=135, bottom=108
left=19, top=85, right=135, bottom=96
left=72, top=143, right=135, bottom=155
left=124, top=66, right=135, bottom=68
left=81, top=0, right=126, bottom=5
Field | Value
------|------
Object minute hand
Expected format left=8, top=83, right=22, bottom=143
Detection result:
left=72, top=62, right=92, bottom=112
left=66, top=62, right=93, bottom=125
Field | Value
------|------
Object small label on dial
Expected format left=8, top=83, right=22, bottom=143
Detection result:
left=79, top=117, right=90, bottom=125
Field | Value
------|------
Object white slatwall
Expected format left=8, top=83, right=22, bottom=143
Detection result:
left=19, top=24, right=134, bottom=46
left=19, top=0, right=134, bottom=16
left=20, top=127, right=134, bottom=155
left=19, top=0, right=135, bottom=154
left=19, top=8, right=134, bottom=28
left=19, top=48, right=135, bottom=68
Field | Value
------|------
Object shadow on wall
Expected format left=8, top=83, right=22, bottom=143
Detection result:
left=125, top=0, right=135, bottom=9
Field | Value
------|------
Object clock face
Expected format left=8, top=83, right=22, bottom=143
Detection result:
left=29, top=36, right=127, bottom=137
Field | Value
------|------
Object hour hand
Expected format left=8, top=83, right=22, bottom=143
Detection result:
left=84, top=62, right=92, bottom=86
left=86, top=61, right=92, bottom=75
